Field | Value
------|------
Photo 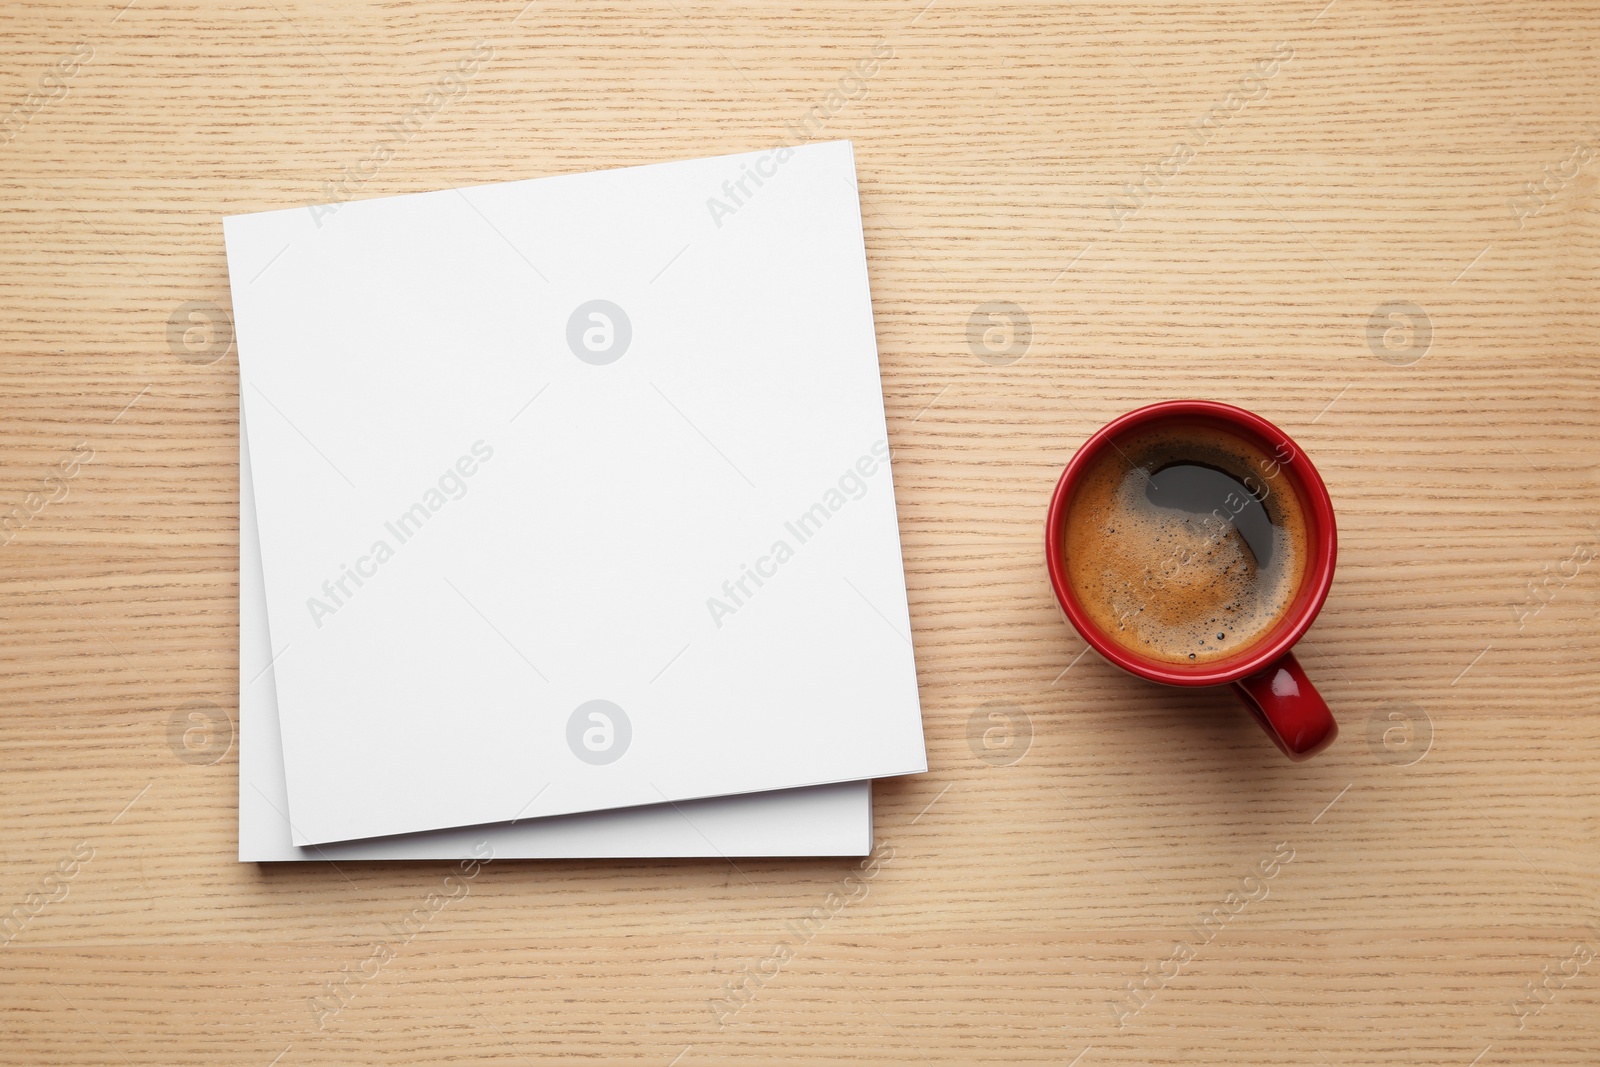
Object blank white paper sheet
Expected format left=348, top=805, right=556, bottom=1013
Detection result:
left=226, top=141, right=925, bottom=845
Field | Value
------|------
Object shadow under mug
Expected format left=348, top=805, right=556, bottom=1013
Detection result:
left=1045, top=400, right=1339, bottom=761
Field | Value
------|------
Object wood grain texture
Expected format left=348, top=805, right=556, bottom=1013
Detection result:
left=2, top=0, right=1597, bottom=1063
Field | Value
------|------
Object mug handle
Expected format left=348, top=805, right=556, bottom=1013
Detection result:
left=1230, top=651, right=1338, bottom=761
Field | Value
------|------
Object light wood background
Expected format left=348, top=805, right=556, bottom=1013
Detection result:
left=2, top=1, right=1597, bottom=1064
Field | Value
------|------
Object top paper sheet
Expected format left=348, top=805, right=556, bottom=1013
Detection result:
left=225, top=141, right=926, bottom=845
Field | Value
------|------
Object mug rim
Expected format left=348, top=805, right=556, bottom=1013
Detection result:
left=1045, top=400, right=1337, bottom=687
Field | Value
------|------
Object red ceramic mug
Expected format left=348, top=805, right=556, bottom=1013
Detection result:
left=1045, top=400, right=1338, bottom=760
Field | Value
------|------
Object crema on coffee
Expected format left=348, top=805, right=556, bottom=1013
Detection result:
left=1063, top=422, right=1309, bottom=665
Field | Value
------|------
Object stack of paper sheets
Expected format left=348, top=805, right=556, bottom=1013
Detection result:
left=226, top=141, right=927, bottom=860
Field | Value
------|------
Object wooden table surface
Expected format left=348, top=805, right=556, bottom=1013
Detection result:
left=3, top=1, right=1597, bottom=1063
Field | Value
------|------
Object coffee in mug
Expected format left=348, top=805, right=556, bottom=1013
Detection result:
left=1061, top=422, right=1308, bottom=666
left=1046, top=400, right=1339, bottom=760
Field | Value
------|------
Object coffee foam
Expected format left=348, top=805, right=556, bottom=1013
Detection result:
left=1063, top=423, right=1309, bottom=666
